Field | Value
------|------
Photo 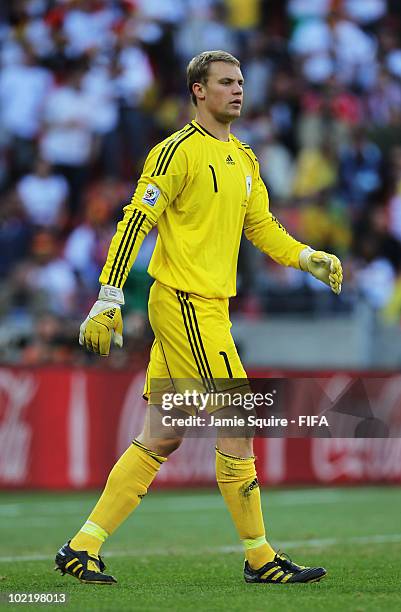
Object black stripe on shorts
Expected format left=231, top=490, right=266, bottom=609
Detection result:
left=176, top=290, right=212, bottom=392
left=182, top=293, right=217, bottom=392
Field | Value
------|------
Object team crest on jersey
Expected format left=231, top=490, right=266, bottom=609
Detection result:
left=246, top=176, right=252, bottom=196
left=142, top=184, right=160, bottom=207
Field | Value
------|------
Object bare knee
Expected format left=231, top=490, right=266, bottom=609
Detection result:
left=216, top=436, right=254, bottom=458
left=156, top=436, right=182, bottom=456
left=136, top=432, right=182, bottom=457
left=137, top=404, right=185, bottom=456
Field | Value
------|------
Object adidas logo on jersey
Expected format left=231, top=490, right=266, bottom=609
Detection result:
left=226, top=155, right=235, bottom=165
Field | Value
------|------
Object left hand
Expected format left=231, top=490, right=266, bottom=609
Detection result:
left=300, top=248, right=343, bottom=294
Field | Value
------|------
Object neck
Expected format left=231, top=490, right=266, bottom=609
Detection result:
left=194, top=110, right=231, bottom=142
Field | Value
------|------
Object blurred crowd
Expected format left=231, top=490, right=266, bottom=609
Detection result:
left=1, top=0, right=401, bottom=366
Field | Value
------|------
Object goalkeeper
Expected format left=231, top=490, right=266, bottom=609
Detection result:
left=55, top=50, right=342, bottom=586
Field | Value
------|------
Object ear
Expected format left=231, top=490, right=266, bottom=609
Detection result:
left=192, top=81, right=206, bottom=102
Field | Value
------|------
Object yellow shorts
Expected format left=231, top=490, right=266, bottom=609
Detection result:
left=143, top=281, right=248, bottom=412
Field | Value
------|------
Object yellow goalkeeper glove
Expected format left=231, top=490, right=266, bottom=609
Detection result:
left=299, top=248, right=343, bottom=294
left=79, top=285, right=124, bottom=356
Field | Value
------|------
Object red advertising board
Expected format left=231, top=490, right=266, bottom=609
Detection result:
left=0, top=367, right=400, bottom=489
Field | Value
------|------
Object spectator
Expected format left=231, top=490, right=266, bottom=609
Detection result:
left=64, top=191, right=116, bottom=291
left=381, top=263, right=401, bottom=326
left=367, top=69, right=401, bottom=126
left=298, top=194, right=352, bottom=256
left=16, top=158, right=68, bottom=229
left=0, top=47, right=53, bottom=177
left=82, top=58, right=120, bottom=176
left=388, top=145, right=401, bottom=242
left=24, top=229, right=78, bottom=317
left=258, top=134, right=295, bottom=200
left=20, top=313, right=65, bottom=366
left=290, top=7, right=377, bottom=87
left=292, top=141, right=337, bottom=200
left=287, top=0, right=331, bottom=21
left=62, top=0, right=119, bottom=58
left=0, top=190, right=31, bottom=279
left=113, top=27, right=155, bottom=172
left=40, top=61, right=94, bottom=217
left=344, top=0, right=386, bottom=26
left=338, top=128, right=383, bottom=215
left=354, top=235, right=396, bottom=308
left=242, top=34, right=272, bottom=112
left=176, top=3, right=238, bottom=63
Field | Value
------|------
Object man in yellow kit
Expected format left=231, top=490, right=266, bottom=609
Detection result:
left=55, top=51, right=342, bottom=585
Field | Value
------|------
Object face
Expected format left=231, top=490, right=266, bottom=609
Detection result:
left=194, top=61, right=244, bottom=122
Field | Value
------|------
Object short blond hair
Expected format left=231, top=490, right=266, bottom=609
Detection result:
left=186, top=50, right=240, bottom=106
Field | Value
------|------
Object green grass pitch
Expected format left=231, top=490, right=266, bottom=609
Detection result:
left=0, top=486, right=400, bottom=611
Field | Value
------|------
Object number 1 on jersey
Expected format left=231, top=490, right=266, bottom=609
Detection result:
left=209, top=165, right=218, bottom=193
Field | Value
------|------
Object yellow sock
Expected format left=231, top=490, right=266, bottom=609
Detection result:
left=216, top=448, right=276, bottom=569
left=70, top=440, right=166, bottom=557
left=69, top=521, right=108, bottom=558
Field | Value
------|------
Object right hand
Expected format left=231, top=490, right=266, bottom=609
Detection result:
left=79, top=285, right=124, bottom=356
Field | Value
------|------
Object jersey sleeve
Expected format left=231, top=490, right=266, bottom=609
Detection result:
left=99, top=138, right=188, bottom=289
left=244, top=160, right=306, bottom=269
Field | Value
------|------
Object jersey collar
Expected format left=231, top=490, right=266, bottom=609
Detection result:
left=190, top=120, right=232, bottom=143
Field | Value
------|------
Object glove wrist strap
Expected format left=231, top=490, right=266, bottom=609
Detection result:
left=98, top=285, right=125, bottom=305
left=299, top=247, right=315, bottom=272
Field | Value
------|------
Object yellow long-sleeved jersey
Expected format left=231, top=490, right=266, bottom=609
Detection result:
left=100, top=120, right=307, bottom=298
